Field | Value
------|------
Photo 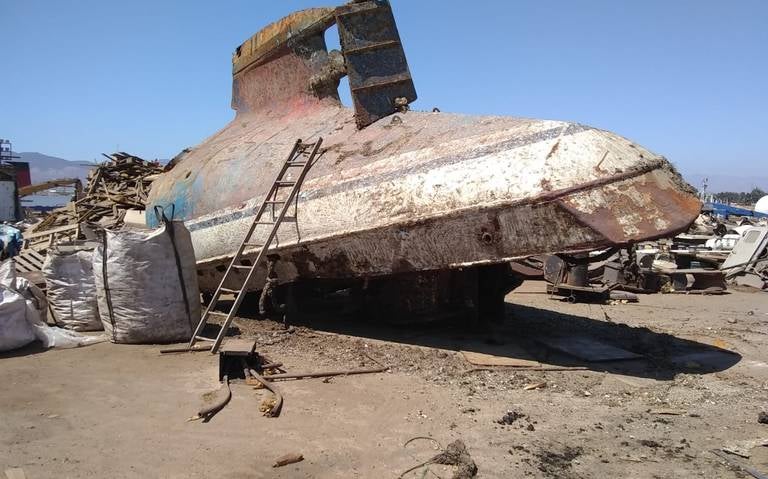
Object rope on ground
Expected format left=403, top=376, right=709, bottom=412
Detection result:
left=398, top=439, right=478, bottom=479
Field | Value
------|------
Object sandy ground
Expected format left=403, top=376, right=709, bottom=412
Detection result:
left=2, top=281, right=768, bottom=478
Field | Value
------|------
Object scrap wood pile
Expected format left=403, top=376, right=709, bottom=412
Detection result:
left=25, top=152, right=163, bottom=252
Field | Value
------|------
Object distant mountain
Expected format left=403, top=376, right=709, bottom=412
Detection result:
left=14, top=152, right=95, bottom=184
left=684, top=173, right=768, bottom=194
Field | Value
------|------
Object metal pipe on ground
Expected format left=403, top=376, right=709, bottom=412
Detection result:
left=261, top=365, right=388, bottom=381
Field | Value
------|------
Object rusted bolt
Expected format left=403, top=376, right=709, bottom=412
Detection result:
left=481, top=232, right=494, bottom=244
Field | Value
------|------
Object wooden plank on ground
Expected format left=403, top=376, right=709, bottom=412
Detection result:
left=461, top=350, right=541, bottom=368
left=14, top=249, right=47, bottom=273
left=24, top=223, right=78, bottom=241
left=13, top=255, right=37, bottom=273
left=27, top=251, right=45, bottom=268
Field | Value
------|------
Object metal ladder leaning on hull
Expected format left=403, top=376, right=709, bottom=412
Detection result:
left=188, top=138, right=322, bottom=353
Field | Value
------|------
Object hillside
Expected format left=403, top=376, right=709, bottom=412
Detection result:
left=15, top=152, right=94, bottom=184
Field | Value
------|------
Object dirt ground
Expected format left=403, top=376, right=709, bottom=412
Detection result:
left=2, top=280, right=768, bottom=478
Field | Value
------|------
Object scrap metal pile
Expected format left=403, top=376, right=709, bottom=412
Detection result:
left=524, top=212, right=768, bottom=302
left=24, top=153, right=162, bottom=252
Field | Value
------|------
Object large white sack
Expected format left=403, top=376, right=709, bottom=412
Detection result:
left=0, top=258, right=18, bottom=290
left=43, top=243, right=102, bottom=331
left=0, top=258, right=104, bottom=351
left=23, top=297, right=106, bottom=349
left=0, top=259, right=36, bottom=351
left=0, top=259, right=46, bottom=313
left=93, top=219, right=200, bottom=344
left=4, top=258, right=49, bottom=325
left=0, top=286, right=36, bottom=352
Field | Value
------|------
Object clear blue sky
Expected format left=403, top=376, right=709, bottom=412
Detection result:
left=1, top=0, right=766, bottom=182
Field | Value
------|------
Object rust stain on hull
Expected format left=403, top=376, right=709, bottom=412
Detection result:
left=557, top=165, right=701, bottom=244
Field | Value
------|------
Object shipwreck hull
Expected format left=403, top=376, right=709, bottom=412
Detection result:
left=153, top=111, right=699, bottom=293
left=146, top=3, right=700, bottom=294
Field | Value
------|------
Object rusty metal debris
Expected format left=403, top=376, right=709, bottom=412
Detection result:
left=712, top=448, right=768, bottom=479
left=259, top=365, right=388, bottom=382
left=527, top=207, right=768, bottom=301
left=335, top=0, right=417, bottom=128
left=18, top=178, right=82, bottom=198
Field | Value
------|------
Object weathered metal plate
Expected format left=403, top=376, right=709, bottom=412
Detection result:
left=721, top=227, right=768, bottom=272
left=336, top=0, right=417, bottom=128
left=537, top=336, right=643, bottom=362
left=232, top=8, right=336, bottom=76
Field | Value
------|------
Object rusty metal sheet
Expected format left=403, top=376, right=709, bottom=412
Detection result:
left=556, top=165, right=702, bottom=244
left=537, top=336, right=643, bottom=362
left=232, top=8, right=336, bottom=76
left=335, top=0, right=417, bottom=128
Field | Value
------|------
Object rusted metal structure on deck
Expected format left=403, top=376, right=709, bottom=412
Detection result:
left=147, top=1, right=701, bottom=320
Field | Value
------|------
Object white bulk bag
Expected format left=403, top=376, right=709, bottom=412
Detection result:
left=93, top=212, right=200, bottom=344
left=0, top=259, right=36, bottom=351
left=0, top=286, right=36, bottom=352
left=0, top=259, right=103, bottom=351
left=43, top=242, right=102, bottom=331
left=0, top=257, right=19, bottom=290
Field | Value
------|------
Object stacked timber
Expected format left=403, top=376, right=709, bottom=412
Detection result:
left=24, top=153, right=163, bottom=252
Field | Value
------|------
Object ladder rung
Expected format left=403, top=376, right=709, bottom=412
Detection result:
left=220, top=287, right=240, bottom=294
left=232, top=265, right=251, bottom=270
left=195, top=335, right=215, bottom=342
left=264, top=200, right=285, bottom=205
left=258, top=218, right=294, bottom=225
left=287, top=161, right=307, bottom=167
left=208, top=311, right=228, bottom=317
left=243, top=242, right=263, bottom=248
left=275, top=181, right=296, bottom=187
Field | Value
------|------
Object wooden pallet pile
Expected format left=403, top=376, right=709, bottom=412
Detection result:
left=23, top=153, right=163, bottom=252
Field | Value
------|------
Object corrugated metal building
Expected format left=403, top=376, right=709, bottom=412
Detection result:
left=0, top=167, right=20, bottom=221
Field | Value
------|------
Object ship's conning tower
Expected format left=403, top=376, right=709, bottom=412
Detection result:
left=230, top=1, right=417, bottom=129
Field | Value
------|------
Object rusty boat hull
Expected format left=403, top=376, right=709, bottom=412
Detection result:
left=146, top=4, right=700, bottom=294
